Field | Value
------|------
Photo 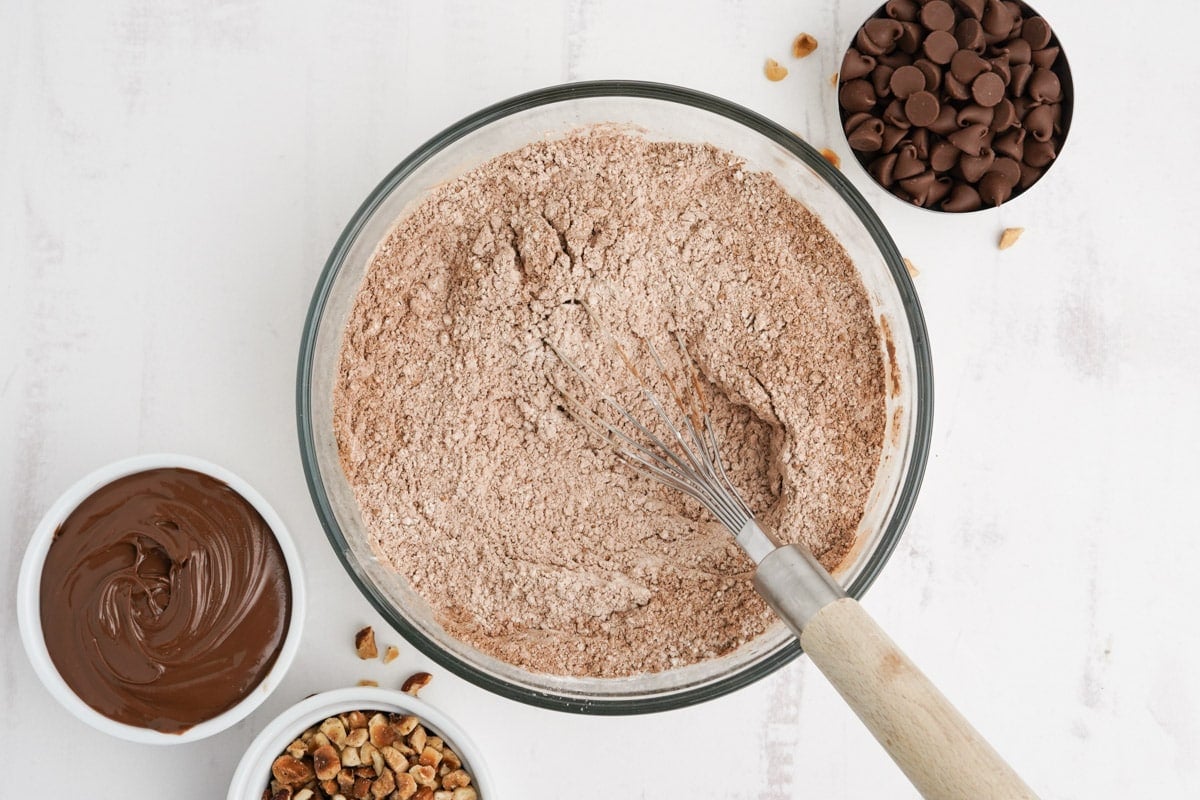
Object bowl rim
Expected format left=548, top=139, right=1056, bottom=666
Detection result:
left=226, top=686, right=496, bottom=800
left=296, top=79, right=934, bottom=714
left=16, top=453, right=307, bottom=744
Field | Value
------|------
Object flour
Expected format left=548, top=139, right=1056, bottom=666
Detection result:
left=334, top=130, right=886, bottom=677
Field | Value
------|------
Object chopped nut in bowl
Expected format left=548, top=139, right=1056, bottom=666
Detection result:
left=227, top=687, right=493, bottom=800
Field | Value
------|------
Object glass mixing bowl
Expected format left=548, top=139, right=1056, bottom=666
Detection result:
left=298, top=81, right=933, bottom=714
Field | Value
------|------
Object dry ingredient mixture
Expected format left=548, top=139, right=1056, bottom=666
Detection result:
left=334, top=129, right=886, bottom=677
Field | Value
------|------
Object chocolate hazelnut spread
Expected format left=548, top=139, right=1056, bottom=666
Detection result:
left=39, top=468, right=291, bottom=733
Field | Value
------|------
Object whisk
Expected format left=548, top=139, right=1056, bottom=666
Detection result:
left=547, top=327, right=1038, bottom=800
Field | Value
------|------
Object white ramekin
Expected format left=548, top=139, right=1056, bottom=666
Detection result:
left=16, top=453, right=307, bottom=745
left=227, top=686, right=495, bottom=800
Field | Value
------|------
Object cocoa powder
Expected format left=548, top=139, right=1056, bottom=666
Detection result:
left=334, top=130, right=885, bottom=677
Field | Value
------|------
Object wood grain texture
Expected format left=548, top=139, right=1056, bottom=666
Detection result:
left=801, top=599, right=1038, bottom=799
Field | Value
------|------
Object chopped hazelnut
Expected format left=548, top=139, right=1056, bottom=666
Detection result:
left=355, top=627, right=379, bottom=660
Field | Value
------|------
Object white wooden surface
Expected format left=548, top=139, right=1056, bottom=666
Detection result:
left=3, top=1, right=1198, bottom=797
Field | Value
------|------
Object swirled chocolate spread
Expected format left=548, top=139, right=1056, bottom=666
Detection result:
left=39, top=468, right=291, bottom=733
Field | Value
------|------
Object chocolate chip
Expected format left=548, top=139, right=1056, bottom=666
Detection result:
left=1027, top=68, right=1062, bottom=102
left=914, top=58, right=943, bottom=91
left=954, top=0, right=985, bottom=21
left=873, top=65, right=896, bottom=98
left=890, top=64, right=928, bottom=98
left=910, top=128, right=931, bottom=159
left=971, top=72, right=1007, bottom=106
left=1023, top=104, right=1055, bottom=141
left=904, top=91, right=941, bottom=126
left=923, top=30, right=959, bottom=63
left=857, top=26, right=889, bottom=57
left=981, top=0, right=1012, bottom=36
left=928, top=104, right=961, bottom=134
left=1007, top=64, right=1031, bottom=99
left=950, top=49, right=990, bottom=82
left=941, top=183, right=982, bottom=211
left=978, top=170, right=1014, bottom=205
left=1023, top=138, right=1057, bottom=167
left=1031, top=46, right=1060, bottom=70
left=882, top=124, right=909, bottom=152
left=899, top=171, right=939, bottom=203
left=990, top=156, right=1022, bottom=185
left=943, top=72, right=972, bottom=102
left=894, top=143, right=926, bottom=179
left=840, top=79, right=878, bottom=113
left=995, top=37, right=1032, bottom=65
left=947, top=122, right=989, bottom=156
left=884, top=98, right=912, bottom=128
left=920, top=0, right=957, bottom=31
left=886, top=0, right=920, bottom=22
left=1018, top=159, right=1042, bottom=189
left=879, top=50, right=915, bottom=68
left=898, top=21, right=924, bottom=54
left=958, top=147, right=996, bottom=182
left=848, top=117, right=887, bottom=151
left=992, top=127, right=1025, bottom=160
left=955, top=18, right=987, bottom=52
left=843, top=111, right=875, bottom=133
left=841, top=48, right=877, bottom=81
left=865, top=18, right=906, bottom=51
left=870, top=152, right=900, bottom=186
left=956, top=103, right=993, bottom=127
left=990, top=98, right=1018, bottom=131
left=1021, top=16, right=1053, bottom=49
left=988, top=56, right=1011, bottom=87
left=926, top=176, right=954, bottom=205
left=930, top=139, right=961, bottom=172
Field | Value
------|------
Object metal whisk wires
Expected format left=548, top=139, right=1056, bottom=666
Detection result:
left=545, top=328, right=755, bottom=535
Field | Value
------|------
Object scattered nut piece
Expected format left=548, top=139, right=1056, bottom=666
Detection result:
left=451, top=789, right=477, bottom=800
left=402, top=672, right=433, bottom=697
left=903, top=257, right=920, bottom=277
left=355, top=627, right=378, bottom=660
left=395, top=772, right=419, bottom=800
left=819, top=148, right=841, bottom=169
left=346, top=727, right=369, bottom=748
left=394, top=715, right=419, bottom=736
left=381, top=745, right=407, bottom=772
left=357, top=679, right=379, bottom=687
left=414, top=788, right=435, bottom=800
left=409, top=725, right=427, bottom=754
left=286, top=739, right=308, bottom=760
left=419, top=746, right=443, bottom=768
left=369, top=713, right=397, bottom=747
left=371, top=768, right=395, bottom=798
left=829, top=71, right=839, bottom=87
left=441, top=769, right=471, bottom=790
left=441, top=749, right=461, bottom=771
left=272, top=755, right=314, bottom=787
left=764, top=58, right=788, bottom=81
left=792, top=33, right=818, bottom=58
left=295, top=790, right=315, bottom=800
left=410, top=764, right=438, bottom=788
left=998, top=227, right=1024, bottom=250
left=313, top=744, right=342, bottom=782
left=320, top=718, right=349, bottom=749
left=347, top=711, right=367, bottom=729
left=383, top=645, right=400, bottom=664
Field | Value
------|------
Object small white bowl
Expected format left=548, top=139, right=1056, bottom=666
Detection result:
left=227, top=686, right=495, bottom=800
left=16, top=453, right=306, bottom=744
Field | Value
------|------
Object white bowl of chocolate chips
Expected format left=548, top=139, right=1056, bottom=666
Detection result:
left=839, top=0, right=1073, bottom=211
